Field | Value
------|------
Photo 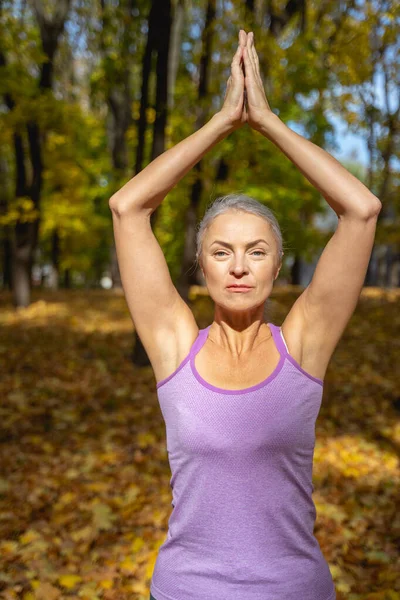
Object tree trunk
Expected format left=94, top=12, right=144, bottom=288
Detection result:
left=11, top=227, right=32, bottom=307
left=64, top=268, right=71, bottom=289
left=291, top=254, right=302, bottom=285
left=50, top=228, right=60, bottom=289
left=132, top=0, right=173, bottom=368
left=0, top=149, right=12, bottom=290
left=134, top=0, right=159, bottom=176
left=384, top=245, right=394, bottom=287
left=245, top=0, right=255, bottom=13
left=2, top=236, right=12, bottom=290
left=100, top=0, right=136, bottom=289
left=267, top=0, right=306, bottom=37
left=363, top=23, right=398, bottom=287
left=150, top=0, right=172, bottom=161
left=168, top=0, right=185, bottom=112
left=176, top=0, right=216, bottom=299
left=2, top=0, right=71, bottom=307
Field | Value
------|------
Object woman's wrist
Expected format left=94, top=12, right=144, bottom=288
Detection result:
left=210, top=109, right=283, bottom=138
left=256, top=110, right=284, bottom=137
left=210, top=111, right=238, bottom=138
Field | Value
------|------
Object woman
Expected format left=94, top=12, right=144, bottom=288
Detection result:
left=110, top=29, right=381, bottom=600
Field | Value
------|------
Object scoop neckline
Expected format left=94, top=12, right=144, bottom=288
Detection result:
left=190, top=323, right=285, bottom=395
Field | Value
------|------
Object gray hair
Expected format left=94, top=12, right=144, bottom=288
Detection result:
left=195, top=192, right=284, bottom=268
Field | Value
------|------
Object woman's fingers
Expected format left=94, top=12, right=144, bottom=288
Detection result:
left=249, top=32, right=261, bottom=84
left=250, top=33, right=260, bottom=73
left=223, top=38, right=244, bottom=107
left=249, top=32, right=258, bottom=64
left=245, top=32, right=266, bottom=95
left=240, top=30, right=272, bottom=126
left=231, top=41, right=244, bottom=79
left=239, top=29, right=247, bottom=49
left=246, top=31, right=257, bottom=74
left=249, top=32, right=263, bottom=86
left=243, top=45, right=255, bottom=82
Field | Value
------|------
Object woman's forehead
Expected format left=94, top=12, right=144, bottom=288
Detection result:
left=206, top=213, right=272, bottom=241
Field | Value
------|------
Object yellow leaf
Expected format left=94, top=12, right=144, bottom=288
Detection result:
left=56, top=492, right=77, bottom=506
left=99, top=580, right=114, bottom=590
left=145, top=550, right=158, bottom=579
left=20, top=530, right=40, bottom=545
left=85, top=481, right=110, bottom=492
left=120, top=557, right=136, bottom=574
left=0, top=541, right=18, bottom=554
left=131, top=537, right=145, bottom=553
left=337, top=581, right=351, bottom=593
left=58, top=574, right=82, bottom=589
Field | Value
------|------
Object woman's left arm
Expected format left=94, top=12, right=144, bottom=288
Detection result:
left=259, top=110, right=382, bottom=373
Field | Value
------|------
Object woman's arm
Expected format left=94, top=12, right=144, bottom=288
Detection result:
left=109, top=112, right=234, bottom=216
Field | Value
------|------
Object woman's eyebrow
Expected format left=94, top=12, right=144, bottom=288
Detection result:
left=210, top=239, right=271, bottom=248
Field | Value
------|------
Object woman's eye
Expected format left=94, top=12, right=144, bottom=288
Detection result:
left=214, top=251, right=266, bottom=257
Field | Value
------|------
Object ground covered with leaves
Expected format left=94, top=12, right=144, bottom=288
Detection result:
left=0, top=287, right=399, bottom=600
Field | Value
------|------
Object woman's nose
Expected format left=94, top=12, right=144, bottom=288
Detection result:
left=231, top=259, right=249, bottom=274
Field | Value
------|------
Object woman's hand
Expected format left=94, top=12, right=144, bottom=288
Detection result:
left=242, top=31, right=273, bottom=130
left=218, top=29, right=248, bottom=130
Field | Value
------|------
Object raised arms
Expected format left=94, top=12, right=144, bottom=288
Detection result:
left=109, top=26, right=383, bottom=381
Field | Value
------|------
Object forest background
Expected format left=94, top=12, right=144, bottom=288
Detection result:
left=1, top=0, right=399, bottom=306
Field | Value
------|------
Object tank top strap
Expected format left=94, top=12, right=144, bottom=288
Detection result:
left=189, top=325, right=210, bottom=358
left=267, top=322, right=288, bottom=357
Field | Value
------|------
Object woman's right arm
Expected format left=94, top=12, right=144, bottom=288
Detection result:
left=109, top=111, right=234, bottom=217
left=108, top=112, right=234, bottom=378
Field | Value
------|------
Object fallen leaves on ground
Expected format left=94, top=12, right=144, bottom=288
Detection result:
left=0, top=287, right=399, bottom=600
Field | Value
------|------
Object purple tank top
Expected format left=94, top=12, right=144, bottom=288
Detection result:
left=150, top=323, right=336, bottom=600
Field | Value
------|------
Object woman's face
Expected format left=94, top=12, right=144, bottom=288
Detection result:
left=200, top=211, right=282, bottom=317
